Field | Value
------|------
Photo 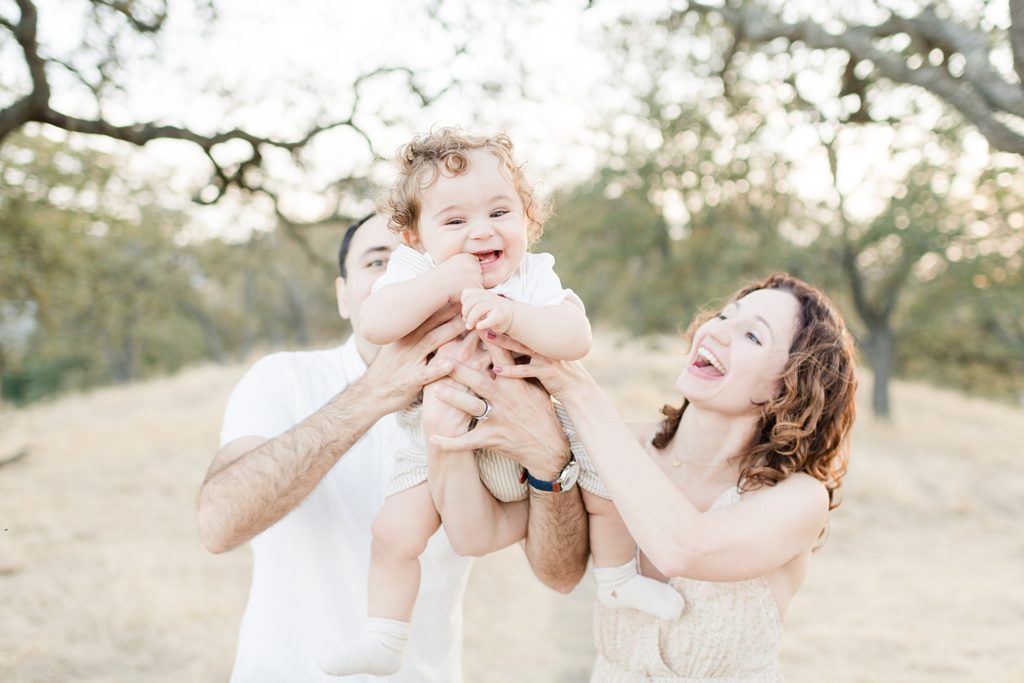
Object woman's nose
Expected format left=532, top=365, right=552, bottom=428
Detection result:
left=708, top=323, right=731, bottom=346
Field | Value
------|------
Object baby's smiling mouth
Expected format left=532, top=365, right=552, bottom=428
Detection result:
left=474, top=250, right=502, bottom=265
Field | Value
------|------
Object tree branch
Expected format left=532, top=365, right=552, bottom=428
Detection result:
left=910, top=6, right=1024, bottom=118
left=1011, top=0, right=1024, bottom=86
left=1, top=0, right=460, bottom=213
left=818, top=128, right=880, bottom=326
left=679, top=1, right=1024, bottom=155
left=90, top=0, right=168, bottom=34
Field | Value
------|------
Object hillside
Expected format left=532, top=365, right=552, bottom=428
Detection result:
left=1, top=333, right=1021, bottom=682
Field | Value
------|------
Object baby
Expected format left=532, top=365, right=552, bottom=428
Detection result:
left=319, top=128, right=683, bottom=677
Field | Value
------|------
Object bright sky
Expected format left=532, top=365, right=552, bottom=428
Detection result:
left=3, top=0, right=1011, bottom=241
left=83, top=0, right=631, bottom=238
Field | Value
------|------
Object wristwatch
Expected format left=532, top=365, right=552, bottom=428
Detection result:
left=521, top=455, right=579, bottom=493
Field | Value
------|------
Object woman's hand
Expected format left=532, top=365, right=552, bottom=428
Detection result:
left=480, top=330, right=593, bottom=401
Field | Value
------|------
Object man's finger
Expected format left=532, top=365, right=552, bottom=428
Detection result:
left=433, top=384, right=488, bottom=417
left=482, top=337, right=515, bottom=367
left=429, top=432, right=484, bottom=453
left=418, top=315, right=466, bottom=354
left=476, top=330, right=534, bottom=357
left=490, top=363, right=543, bottom=380
left=420, top=356, right=455, bottom=385
left=437, top=330, right=478, bottom=359
left=447, top=361, right=496, bottom=399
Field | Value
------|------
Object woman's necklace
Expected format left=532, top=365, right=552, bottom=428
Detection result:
left=648, top=439, right=724, bottom=470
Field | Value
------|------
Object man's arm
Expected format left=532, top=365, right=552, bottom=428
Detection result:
left=524, top=485, right=589, bottom=594
left=422, top=335, right=531, bottom=557
left=196, top=310, right=464, bottom=554
left=428, top=342, right=590, bottom=592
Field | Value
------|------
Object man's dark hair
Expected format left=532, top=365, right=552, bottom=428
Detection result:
left=337, top=213, right=376, bottom=278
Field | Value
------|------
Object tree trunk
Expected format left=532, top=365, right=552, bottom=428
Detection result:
left=864, top=321, right=894, bottom=418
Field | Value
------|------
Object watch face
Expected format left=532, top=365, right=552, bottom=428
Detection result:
left=558, top=459, right=580, bottom=490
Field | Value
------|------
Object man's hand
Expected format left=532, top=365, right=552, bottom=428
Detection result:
left=362, top=303, right=465, bottom=414
left=429, top=333, right=589, bottom=591
left=429, top=336, right=571, bottom=479
left=461, top=288, right=514, bottom=333
left=421, top=332, right=491, bottom=441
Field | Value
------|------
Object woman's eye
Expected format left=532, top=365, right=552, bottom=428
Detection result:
left=716, top=313, right=727, bottom=321
left=368, top=259, right=386, bottom=268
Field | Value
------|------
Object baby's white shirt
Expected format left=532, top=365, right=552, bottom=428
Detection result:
left=372, top=244, right=569, bottom=306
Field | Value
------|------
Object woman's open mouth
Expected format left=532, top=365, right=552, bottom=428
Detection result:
left=690, top=346, right=727, bottom=377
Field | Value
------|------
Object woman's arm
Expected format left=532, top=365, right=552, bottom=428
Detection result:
left=492, top=351, right=829, bottom=582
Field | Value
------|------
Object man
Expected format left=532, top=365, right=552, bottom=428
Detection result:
left=197, top=214, right=588, bottom=682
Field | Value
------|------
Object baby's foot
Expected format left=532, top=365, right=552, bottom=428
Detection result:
left=317, top=617, right=409, bottom=677
left=595, top=560, right=685, bottom=621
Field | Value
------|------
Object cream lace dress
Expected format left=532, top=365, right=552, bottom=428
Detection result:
left=591, top=487, right=784, bottom=683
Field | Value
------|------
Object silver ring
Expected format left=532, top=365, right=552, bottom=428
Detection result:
left=473, top=398, right=492, bottom=422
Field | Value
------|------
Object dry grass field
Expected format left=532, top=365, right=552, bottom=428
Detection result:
left=1, top=332, right=1022, bottom=682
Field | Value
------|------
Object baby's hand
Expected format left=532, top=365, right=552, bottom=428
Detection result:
left=461, top=288, right=514, bottom=333
left=437, top=253, right=483, bottom=300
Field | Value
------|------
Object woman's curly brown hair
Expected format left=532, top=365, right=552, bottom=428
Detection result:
left=652, top=273, right=858, bottom=511
left=382, top=127, right=549, bottom=245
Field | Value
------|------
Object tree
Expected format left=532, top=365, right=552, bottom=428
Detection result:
left=583, top=3, right=1024, bottom=415
left=673, top=0, right=1024, bottom=155
left=1, top=132, right=209, bottom=399
left=817, top=134, right=1024, bottom=415
left=0, top=0, right=461, bottom=230
left=1, top=131, right=348, bottom=402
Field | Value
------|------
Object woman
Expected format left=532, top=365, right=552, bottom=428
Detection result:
left=433, top=273, right=857, bottom=681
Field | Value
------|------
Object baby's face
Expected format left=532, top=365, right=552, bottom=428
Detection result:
left=410, top=149, right=528, bottom=289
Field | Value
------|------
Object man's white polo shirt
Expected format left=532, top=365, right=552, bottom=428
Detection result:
left=219, top=337, right=472, bottom=683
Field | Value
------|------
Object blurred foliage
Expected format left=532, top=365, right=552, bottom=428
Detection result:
left=0, top=132, right=345, bottom=405
left=541, top=5, right=1024, bottom=414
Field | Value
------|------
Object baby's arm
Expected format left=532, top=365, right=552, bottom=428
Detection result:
left=361, top=253, right=482, bottom=346
left=462, top=290, right=591, bottom=360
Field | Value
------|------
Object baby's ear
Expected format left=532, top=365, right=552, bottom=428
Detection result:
left=402, top=230, right=423, bottom=251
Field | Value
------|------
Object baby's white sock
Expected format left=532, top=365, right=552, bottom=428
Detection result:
left=318, top=617, right=410, bottom=677
left=594, top=559, right=685, bottom=620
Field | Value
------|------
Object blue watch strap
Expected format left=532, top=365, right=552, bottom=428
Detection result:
left=521, top=468, right=563, bottom=492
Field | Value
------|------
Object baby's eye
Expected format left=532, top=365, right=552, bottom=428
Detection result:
left=716, top=313, right=727, bottom=321
left=746, top=331, right=762, bottom=346
left=490, top=209, right=509, bottom=218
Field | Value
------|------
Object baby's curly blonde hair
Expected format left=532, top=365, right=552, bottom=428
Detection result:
left=382, top=127, right=548, bottom=244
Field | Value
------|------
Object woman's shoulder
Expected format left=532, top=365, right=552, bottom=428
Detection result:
left=747, top=471, right=830, bottom=516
